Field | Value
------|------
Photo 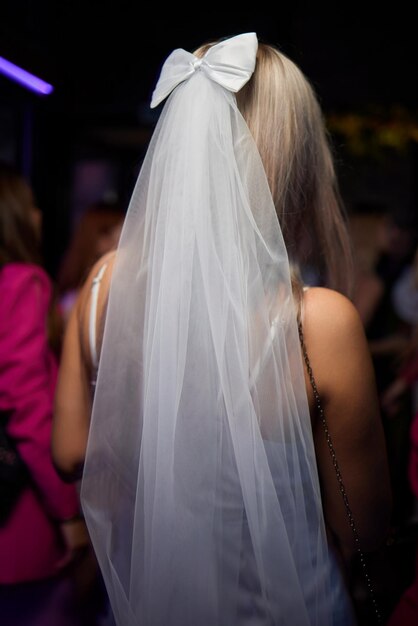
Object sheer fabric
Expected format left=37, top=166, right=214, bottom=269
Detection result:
left=81, top=33, right=339, bottom=625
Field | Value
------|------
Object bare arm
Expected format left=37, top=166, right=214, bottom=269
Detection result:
left=51, top=288, right=92, bottom=481
left=302, top=287, right=392, bottom=563
left=52, top=252, right=114, bottom=481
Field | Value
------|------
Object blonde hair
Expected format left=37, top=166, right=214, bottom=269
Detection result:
left=195, top=40, right=353, bottom=297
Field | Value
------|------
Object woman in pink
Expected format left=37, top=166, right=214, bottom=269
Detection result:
left=0, top=163, right=89, bottom=625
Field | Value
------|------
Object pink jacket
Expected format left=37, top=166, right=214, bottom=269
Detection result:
left=0, top=263, right=80, bottom=583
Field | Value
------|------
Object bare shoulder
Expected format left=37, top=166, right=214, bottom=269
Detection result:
left=302, top=286, right=363, bottom=336
left=302, top=289, right=391, bottom=555
left=301, top=287, right=372, bottom=401
left=301, top=286, right=368, bottom=359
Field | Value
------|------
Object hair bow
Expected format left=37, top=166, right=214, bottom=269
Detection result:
left=150, top=32, right=258, bottom=109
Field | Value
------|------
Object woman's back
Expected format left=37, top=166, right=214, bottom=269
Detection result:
left=54, top=254, right=390, bottom=625
left=61, top=257, right=390, bottom=554
left=52, top=33, right=391, bottom=626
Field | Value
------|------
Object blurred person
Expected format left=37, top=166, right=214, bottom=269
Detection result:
left=364, top=216, right=418, bottom=527
left=381, top=248, right=418, bottom=521
left=366, top=210, right=417, bottom=390
left=382, top=325, right=418, bottom=626
left=0, top=161, right=92, bottom=625
left=382, top=328, right=418, bottom=423
left=57, top=199, right=125, bottom=324
left=55, top=197, right=125, bottom=625
left=391, top=246, right=418, bottom=331
left=52, top=34, right=391, bottom=625
left=387, top=245, right=418, bottom=406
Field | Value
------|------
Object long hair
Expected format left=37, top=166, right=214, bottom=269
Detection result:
left=0, top=163, right=41, bottom=268
left=0, top=162, right=63, bottom=354
left=196, top=40, right=353, bottom=297
left=81, top=34, right=350, bottom=624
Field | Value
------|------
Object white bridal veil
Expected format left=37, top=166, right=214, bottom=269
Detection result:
left=81, top=33, right=334, bottom=625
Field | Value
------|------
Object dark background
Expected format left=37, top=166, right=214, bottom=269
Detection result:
left=1, top=1, right=417, bottom=275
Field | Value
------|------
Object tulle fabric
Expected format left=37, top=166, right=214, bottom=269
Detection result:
left=81, top=67, right=337, bottom=625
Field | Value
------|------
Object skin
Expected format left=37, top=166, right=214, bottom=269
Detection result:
left=52, top=253, right=392, bottom=571
left=52, top=251, right=116, bottom=483
left=301, top=287, right=392, bottom=567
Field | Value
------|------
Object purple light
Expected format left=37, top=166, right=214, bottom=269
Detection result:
left=0, top=56, right=54, bottom=95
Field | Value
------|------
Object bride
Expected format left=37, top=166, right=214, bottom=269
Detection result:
left=52, top=32, right=391, bottom=625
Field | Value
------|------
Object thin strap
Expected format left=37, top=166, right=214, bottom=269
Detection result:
left=89, top=262, right=108, bottom=371
left=297, top=319, right=382, bottom=624
left=248, top=314, right=280, bottom=389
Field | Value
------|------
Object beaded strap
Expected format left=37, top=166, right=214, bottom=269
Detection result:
left=297, top=320, right=382, bottom=624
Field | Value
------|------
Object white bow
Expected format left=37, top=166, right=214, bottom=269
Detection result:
left=150, top=32, right=258, bottom=108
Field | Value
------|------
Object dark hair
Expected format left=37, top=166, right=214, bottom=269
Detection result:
left=57, top=200, right=125, bottom=294
left=0, top=162, right=41, bottom=268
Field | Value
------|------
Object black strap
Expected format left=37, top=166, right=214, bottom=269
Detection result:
left=297, top=320, right=382, bottom=624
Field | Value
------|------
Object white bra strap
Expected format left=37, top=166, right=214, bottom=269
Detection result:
left=248, top=315, right=279, bottom=389
left=89, top=262, right=109, bottom=370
